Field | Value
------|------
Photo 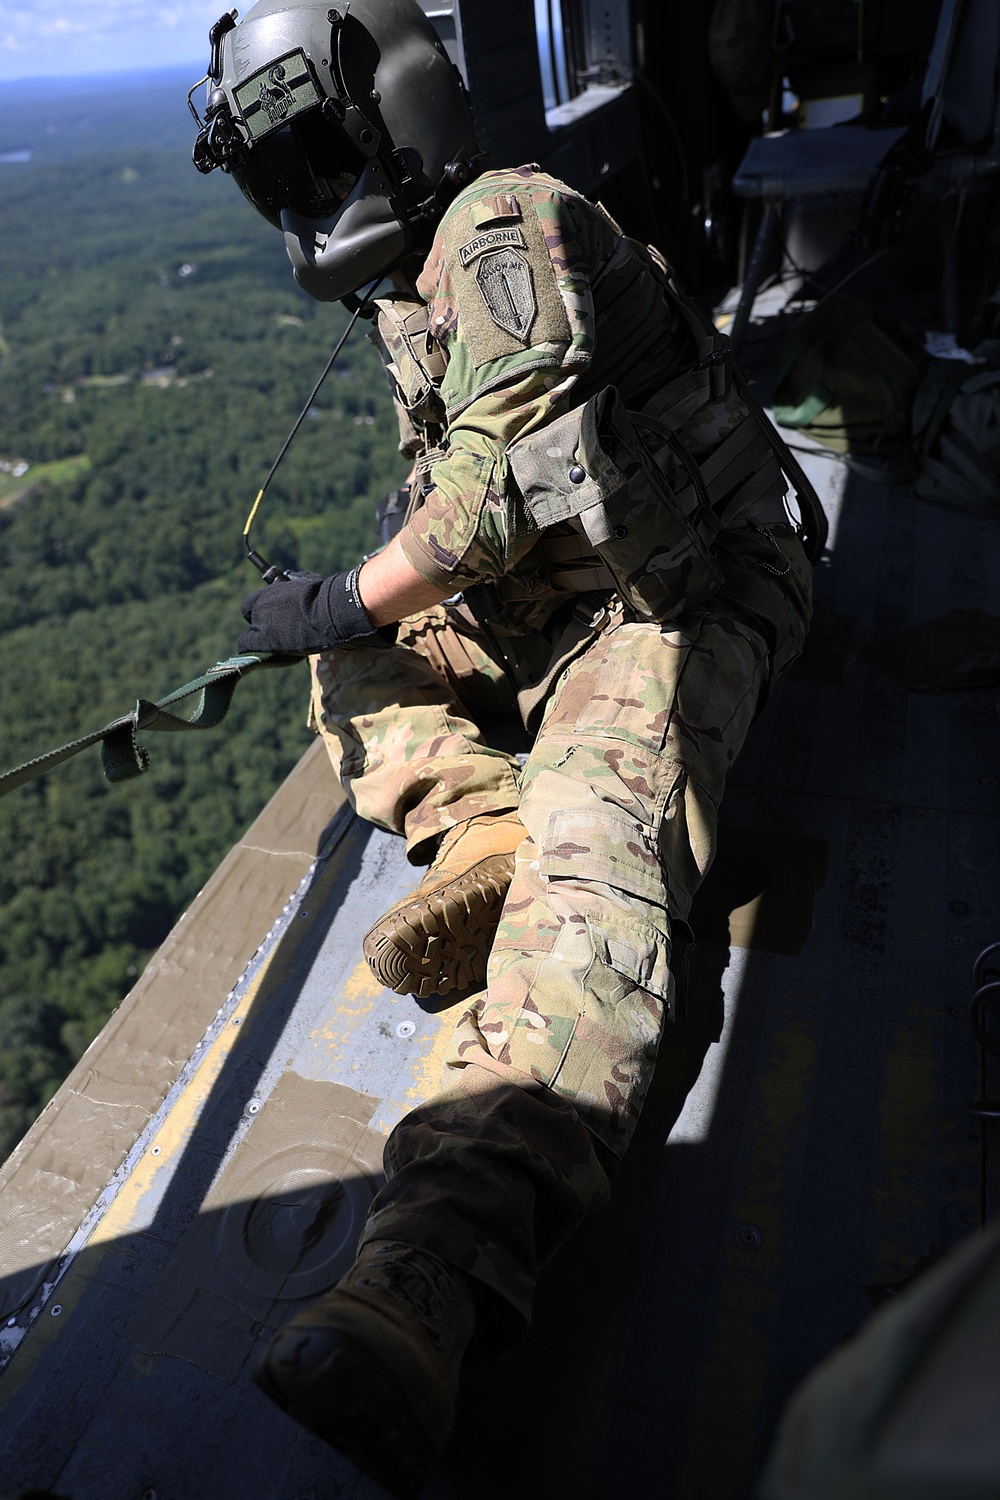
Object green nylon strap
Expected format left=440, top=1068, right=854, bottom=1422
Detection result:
left=0, top=652, right=303, bottom=800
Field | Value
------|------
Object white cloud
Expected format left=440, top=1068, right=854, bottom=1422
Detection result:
left=0, top=0, right=220, bottom=78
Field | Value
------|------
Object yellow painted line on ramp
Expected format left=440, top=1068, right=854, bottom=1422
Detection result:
left=311, top=957, right=385, bottom=1055
left=0, top=949, right=279, bottom=1404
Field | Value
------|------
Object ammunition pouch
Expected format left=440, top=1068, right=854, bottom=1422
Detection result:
left=509, top=386, right=726, bottom=623
left=375, top=294, right=448, bottom=457
left=508, top=379, right=809, bottom=652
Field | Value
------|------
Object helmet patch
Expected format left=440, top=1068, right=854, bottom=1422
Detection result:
left=475, top=249, right=536, bottom=341
left=234, top=50, right=323, bottom=142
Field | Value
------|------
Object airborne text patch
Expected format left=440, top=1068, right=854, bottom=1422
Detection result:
left=458, top=227, right=527, bottom=268
left=436, top=180, right=570, bottom=367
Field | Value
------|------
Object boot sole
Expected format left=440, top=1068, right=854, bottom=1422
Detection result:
left=253, top=1327, right=438, bottom=1500
left=363, top=852, right=514, bottom=998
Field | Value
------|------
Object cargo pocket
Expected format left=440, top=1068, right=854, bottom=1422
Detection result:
left=539, top=802, right=676, bottom=1013
left=530, top=803, right=676, bottom=1150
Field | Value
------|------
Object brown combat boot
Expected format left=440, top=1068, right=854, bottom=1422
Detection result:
left=363, top=810, right=527, bottom=998
left=252, top=1240, right=476, bottom=1500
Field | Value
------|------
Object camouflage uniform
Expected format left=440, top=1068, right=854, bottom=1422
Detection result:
left=311, top=167, right=812, bottom=1328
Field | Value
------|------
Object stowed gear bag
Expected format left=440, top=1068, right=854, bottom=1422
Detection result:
left=772, top=298, right=925, bottom=457
left=508, top=386, right=726, bottom=623
left=912, top=352, right=1000, bottom=514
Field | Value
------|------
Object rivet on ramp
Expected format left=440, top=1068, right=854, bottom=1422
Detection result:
left=736, top=1225, right=762, bottom=1251
left=396, top=1021, right=416, bottom=1039
left=50, top=1305, right=62, bottom=1317
left=246, top=1099, right=262, bottom=1115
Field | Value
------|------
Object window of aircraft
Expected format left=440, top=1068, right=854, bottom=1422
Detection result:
left=534, top=0, right=574, bottom=109
left=535, top=0, right=633, bottom=122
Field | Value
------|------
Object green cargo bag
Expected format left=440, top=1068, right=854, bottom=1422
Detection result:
left=772, top=299, right=925, bottom=456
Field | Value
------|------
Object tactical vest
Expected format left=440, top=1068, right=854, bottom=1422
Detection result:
left=375, top=295, right=448, bottom=463
left=375, top=275, right=824, bottom=643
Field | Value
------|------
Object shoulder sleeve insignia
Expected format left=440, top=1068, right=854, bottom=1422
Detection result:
left=436, top=181, right=569, bottom=368
left=475, top=249, right=536, bottom=341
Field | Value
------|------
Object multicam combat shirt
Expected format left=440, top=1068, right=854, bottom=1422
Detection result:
left=386, top=165, right=694, bottom=608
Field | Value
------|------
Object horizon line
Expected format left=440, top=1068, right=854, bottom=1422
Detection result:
left=1, top=63, right=205, bottom=89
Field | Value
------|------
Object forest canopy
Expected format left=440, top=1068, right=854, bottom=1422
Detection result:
left=0, top=78, right=404, bottom=1159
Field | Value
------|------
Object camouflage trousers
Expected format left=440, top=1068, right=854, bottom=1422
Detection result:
left=311, top=536, right=811, bottom=1328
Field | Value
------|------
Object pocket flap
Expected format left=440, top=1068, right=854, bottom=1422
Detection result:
left=587, top=912, right=674, bottom=1002
left=539, top=803, right=662, bottom=899
left=507, top=389, right=626, bottom=528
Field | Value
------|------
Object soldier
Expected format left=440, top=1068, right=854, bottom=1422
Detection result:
left=192, top=2, right=813, bottom=1495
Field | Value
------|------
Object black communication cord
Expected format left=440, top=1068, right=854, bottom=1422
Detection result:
left=242, top=276, right=381, bottom=583
left=632, top=68, right=691, bottom=205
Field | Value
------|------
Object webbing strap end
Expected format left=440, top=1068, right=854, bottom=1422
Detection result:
left=102, top=721, right=151, bottom=784
left=0, top=651, right=305, bottom=801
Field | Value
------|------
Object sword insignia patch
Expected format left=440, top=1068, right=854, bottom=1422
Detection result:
left=474, top=249, right=537, bottom=341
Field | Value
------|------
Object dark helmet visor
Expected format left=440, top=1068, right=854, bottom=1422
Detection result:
left=230, top=107, right=363, bottom=229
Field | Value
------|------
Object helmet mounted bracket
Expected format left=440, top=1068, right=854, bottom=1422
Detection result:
left=190, top=10, right=243, bottom=171
left=209, top=11, right=238, bottom=82
left=188, top=9, right=238, bottom=130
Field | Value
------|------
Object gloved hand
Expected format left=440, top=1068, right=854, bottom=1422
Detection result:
left=237, top=566, right=396, bottom=655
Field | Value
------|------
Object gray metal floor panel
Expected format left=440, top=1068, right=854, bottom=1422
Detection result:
left=0, top=422, right=996, bottom=1498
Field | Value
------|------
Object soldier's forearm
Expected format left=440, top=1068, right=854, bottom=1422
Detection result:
left=357, top=534, right=450, bottom=626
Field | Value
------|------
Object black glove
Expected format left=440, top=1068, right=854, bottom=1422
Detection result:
left=237, top=566, right=396, bottom=655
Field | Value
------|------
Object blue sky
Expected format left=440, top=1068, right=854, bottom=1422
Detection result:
left=1, top=1, right=214, bottom=81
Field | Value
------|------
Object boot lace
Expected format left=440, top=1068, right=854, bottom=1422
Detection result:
left=355, top=1242, right=460, bottom=1350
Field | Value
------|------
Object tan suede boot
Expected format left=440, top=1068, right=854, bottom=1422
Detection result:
left=252, top=1240, right=477, bottom=1500
left=363, top=810, right=527, bottom=998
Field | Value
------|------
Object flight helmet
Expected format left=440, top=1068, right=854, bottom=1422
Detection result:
left=190, top=0, right=481, bottom=301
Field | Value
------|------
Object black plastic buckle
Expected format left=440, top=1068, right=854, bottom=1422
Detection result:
left=700, top=345, right=731, bottom=400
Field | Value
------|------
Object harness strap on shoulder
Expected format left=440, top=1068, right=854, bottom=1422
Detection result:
left=715, top=453, right=786, bottom=529
left=661, top=275, right=732, bottom=400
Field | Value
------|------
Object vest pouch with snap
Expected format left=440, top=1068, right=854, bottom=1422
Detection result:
left=508, top=386, right=724, bottom=622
